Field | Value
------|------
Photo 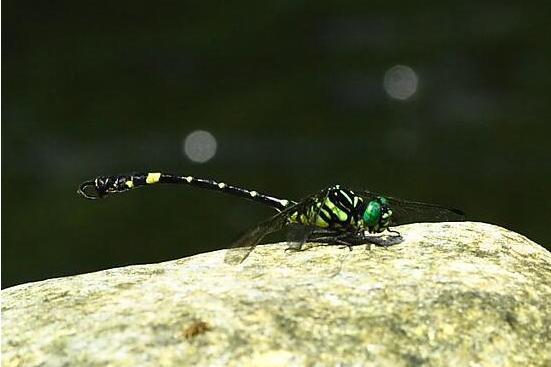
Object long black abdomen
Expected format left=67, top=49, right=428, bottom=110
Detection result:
left=77, top=172, right=292, bottom=211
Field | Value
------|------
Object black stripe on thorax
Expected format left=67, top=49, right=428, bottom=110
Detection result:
left=332, top=190, right=355, bottom=210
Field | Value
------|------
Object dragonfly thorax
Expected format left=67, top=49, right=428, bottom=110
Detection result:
left=287, top=186, right=393, bottom=234
left=284, top=186, right=375, bottom=232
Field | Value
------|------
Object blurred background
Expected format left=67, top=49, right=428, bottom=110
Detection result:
left=3, top=2, right=550, bottom=288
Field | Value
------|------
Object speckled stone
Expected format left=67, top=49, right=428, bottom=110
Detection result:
left=2, top=222, right=550, bottom=367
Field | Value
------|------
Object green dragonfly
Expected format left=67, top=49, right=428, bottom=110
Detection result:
left=78, top=172, right=465, bottom=264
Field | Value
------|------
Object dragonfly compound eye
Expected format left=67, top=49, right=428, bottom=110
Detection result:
left=363, top=200, right=382, bottom=228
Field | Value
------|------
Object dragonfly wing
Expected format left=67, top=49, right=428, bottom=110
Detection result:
left=359, top=190, right=465, bottom=225
left=223, top=203, right=301, bottom=265
left=285, top=188, right=332, bottom=248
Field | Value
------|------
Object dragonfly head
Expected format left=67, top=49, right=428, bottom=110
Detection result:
left=362, top=196, right=393, bottom=233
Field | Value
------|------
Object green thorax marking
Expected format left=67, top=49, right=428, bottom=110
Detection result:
left=287, top=187, right=365, bottom=230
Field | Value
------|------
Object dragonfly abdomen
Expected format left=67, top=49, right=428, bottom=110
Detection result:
left=78, top=172, right=291, bottom=211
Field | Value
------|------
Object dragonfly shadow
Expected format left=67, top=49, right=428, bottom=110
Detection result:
left=310, top=234, right=403, bottom=248
left=287, top=229, right=404, bottom=252
left=224, top=231, right=404, bottom=265
left=362, top=233, right=404, bottom=247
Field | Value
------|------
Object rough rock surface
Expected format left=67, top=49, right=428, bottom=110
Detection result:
left=2, top=222, right=550, bottom=367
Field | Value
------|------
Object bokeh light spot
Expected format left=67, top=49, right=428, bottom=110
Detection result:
left=383, top=65, right=418, bottom=100
left=183, top=130, right=217, bottom=163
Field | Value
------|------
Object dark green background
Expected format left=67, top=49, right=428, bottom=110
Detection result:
left=3, top=2, right=550, bottom=287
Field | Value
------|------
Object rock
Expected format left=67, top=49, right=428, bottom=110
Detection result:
left=2, top=222, right=550, bottom=367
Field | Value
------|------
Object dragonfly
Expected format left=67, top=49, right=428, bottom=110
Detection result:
left=78, top=172, right=465, bottom=264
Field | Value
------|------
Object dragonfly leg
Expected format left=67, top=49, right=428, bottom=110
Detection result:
left=312, top=230, right=404, bottom=248
left=308, top=231, right=366, bottom=249
left=284, top=243, right=306, bottom=253
left=306, top=228, right=342, bottom=241
left=336, top=240, right=353, bottom=251
left=386, top=227, right=401, bottom=236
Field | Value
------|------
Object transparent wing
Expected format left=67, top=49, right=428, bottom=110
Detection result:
left=284, top=188, right=332, bottom=247
left=223, top=202, right=302, bottom=265
left=359, top=190, right=465, bottom=225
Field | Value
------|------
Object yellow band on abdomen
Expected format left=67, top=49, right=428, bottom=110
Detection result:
left=146, top=172, right=161, bottom=184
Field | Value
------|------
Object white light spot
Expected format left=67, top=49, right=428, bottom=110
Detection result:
left=250, top=191, right=258, bottom=197
left=185, top=176, right=193, bottom=182
left=218, top=182, right=226, bottom=189
left=183, top=130, right=217, bottom=163
left=280, top=199, right=289, bottom=206
left=383, top=65, right=418, bottom=100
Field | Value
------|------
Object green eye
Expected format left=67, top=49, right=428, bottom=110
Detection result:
left=363, top=201, right=382, bottom=226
